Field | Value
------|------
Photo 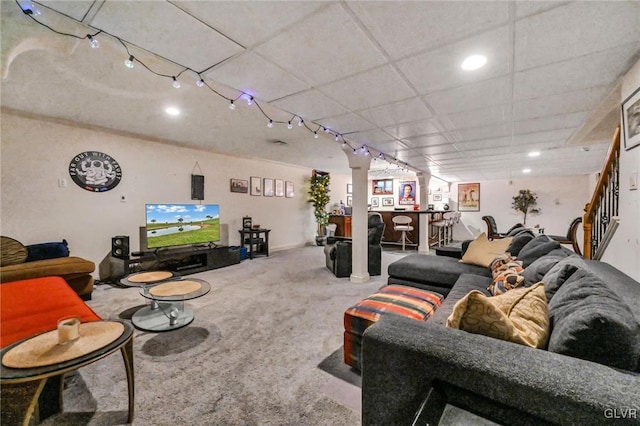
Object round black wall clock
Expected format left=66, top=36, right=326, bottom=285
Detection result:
left=68, top=151, right=122, bottom=192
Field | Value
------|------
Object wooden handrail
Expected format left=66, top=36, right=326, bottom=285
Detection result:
left=583, top=126, right=620, bottom=259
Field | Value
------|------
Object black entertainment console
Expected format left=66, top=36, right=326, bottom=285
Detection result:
left=131, top=245, right=240, bottom=276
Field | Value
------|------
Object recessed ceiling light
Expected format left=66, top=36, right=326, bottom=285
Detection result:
left=522, top=168, right=531, bottom=173
left=165, top=107, right=180, bottom=116
left=461, top=54, right=487, bottom=71
left=528, top=151, right=541, bottom=157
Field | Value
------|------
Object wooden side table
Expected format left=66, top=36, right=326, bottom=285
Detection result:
left=238, top=228, right=271, bottom=259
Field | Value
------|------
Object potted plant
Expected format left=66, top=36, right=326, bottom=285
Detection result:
left=511, top=189, right=541, bottom=225
left=308, top=171, right=331, bottom=245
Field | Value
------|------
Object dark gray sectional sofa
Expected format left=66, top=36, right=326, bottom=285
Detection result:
left=362, top=234, right=640, bottom=425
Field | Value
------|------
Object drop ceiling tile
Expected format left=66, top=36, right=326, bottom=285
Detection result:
left=357, top=98, right=433, bottom=127
left=511, top=128, right=577, bottom=145
left=90, top=2, right=244, bottom=71
left=367, top=140, right=411, bottom=155
left=402, top=134, right=450, bottom=148
left=513, top=86, right=610, bottom=121
left=515, top=2, right=567, bottom=19
left=397, top=26, right=511, bottom=94
left=423, top=76, right=511, bottom=115
left=39, top=1, right=93, bottom=21
left=317, top=113, right=376, bottom=134
left=271, top=89, right=348, bottom=121
left=446, top=105, right=511, bottom=130
left=254, top=3, right=387, bottom=86
left=348, top=1, right=509, bottom=59
left=513, top=111, right=589, bottom=135
left=319, top=65, right=415, bottom=111
left=426, top=152, right=465, bottom=161
left=456, top=124, right=511, bottom=141
left=402, top=145, right=458, bottom=156
left=455, top=136, right=512, bottom=151
left=513, top=43, right=639, bottom=101
left=347, top=129, right=395, bottom=145
left=384, top=119, right=443, bottom=139
left=515, top=2, right=640, bottom=71
left=205, top=52, right=310, bottom=102
left=172, top=1, right=327, bottom=48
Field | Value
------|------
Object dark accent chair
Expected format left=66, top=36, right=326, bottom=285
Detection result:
left=323, top=213, right=385, bottom=278
left=481, top=216, right=524, bottom=240
left=548, top=217, right=583, bottom=256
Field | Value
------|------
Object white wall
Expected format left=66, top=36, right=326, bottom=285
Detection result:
left=0, top=112, right=316, bottom=272
left=601, top=59, right=640, bottom=281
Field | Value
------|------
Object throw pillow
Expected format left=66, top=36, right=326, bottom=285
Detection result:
left=446, top=283, right=549, bottom=348
left=506, top=225, right=527, bottom=237
left=516, top=235, right=561, bottom=268
left=0, top=236, right=28, bottom=266
left=489, top=254, right=525, bottom=295
left=505, top=230, right=535, bottom=257
left=459, top=233, right=513, bottom=268
left=541, top=254, right=587, bottom=301
left=522, top=255, right=564, bottom=287
left=548, top=269, right=640, bottom=371
left=25, top=240, right=70, bottom=262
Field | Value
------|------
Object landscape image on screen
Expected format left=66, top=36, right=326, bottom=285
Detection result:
left=146, top=204, right=220, bottom=249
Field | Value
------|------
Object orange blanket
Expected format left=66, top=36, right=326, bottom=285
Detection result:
left=1, top=276, right=101, bottom=348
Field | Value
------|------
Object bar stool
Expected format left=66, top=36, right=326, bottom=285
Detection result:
left=443, top=212, right=457, bottom=245
left=392, top=215, right=414, bottom=251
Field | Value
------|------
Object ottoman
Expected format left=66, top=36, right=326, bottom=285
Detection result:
left=343, top=285, right=444, bottom=370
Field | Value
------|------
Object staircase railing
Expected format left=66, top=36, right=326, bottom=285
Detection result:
left=583, top=126, right=620, bottom=259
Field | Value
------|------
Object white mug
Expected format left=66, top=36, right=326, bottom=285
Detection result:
left=57, top=317, right=80, bottom=345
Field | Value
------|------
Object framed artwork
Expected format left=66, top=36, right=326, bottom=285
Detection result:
left=230, top=178, right=248, bottom=193
left=372, top=179, right=393, bottom=195
left=370, top=197, right=379, bottom=208
left=382, top=197, right=394, bottom=206
left=622, top=86, right=640, bottom=151
left=347, top=196, right=352, bottom=206
left=347, top=183, right=353, bottom=194
left=398, top=181, right=416, bottom=205
left=285, top=181, right=294, bottom=198
left=250, top=176, right=261, bottom=196
left=433, top=193, right=442, bottom=201
left=275, top=179, right=284, bottom=197
left=263, top=178, right=274, bottom=197
left=458, top=182, right=480, bottom=211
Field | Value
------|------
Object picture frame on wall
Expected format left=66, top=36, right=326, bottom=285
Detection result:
left=250, top=176, right=261, bottom=196
left=347, top=196, right=352, bottom=207
left=622, top=86, right=640, bottom=151
left=275, top=179, right=284, bottom=197
left=230, top=178, right=248, bottom=193
left=285, top=181, right=294, bottom=198
left=347, top=183, right=353, bottom=194
left=370, top=197, right=379, bottom=208
left=373, top=179, right=393, bottom=195
left=458, top=182, right=480, bottom=211
left=398, top=181, right=416, bottom=205
left=263, top=178, right=274, bottom=197
left=433, top=193, right=442, bottom=201
left=382, top=197, right=394, bottom=206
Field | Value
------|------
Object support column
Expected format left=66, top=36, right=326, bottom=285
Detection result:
left=417, top=172, right=431, bottom=253
left=344, top=147, right=372, bottom=283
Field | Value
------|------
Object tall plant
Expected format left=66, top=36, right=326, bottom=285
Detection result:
left=308, top=172, right=331, bottom=236
left=511, top=189, right=540, bottom=225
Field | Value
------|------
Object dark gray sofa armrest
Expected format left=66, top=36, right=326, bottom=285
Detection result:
left=362, top=315, right=640, bottom=426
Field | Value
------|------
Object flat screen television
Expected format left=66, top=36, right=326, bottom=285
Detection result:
left=145, top=204, right=220, bottom=249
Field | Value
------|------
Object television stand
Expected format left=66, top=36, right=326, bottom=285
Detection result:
left=132, top=246, right=240, bottom=275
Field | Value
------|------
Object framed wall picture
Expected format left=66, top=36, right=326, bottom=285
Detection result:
left=346, top=196, right=352, bottom=206
left=263, top=178, right=274, bottom=197
left=285, top=181, right=294, bottom=198
left=622, top=86, right=640, bottom=151
left=230, top=178, right=248, bottom=193
left=250, top=176, right=261, bottom=196
left=373, top=179, right=393, bottom=195
left=347, top=183, right=353, bottom=194
left=458, top=182, right=480, bottom=211
left=382, top=197, right=394, bottom=206
left=398, top=181, right=416, bottom=205
left=370, top=197, right=379, bottom=208
left=275, top=179, right=284, bottom=197
left=433, top=193, right=442, bottom=201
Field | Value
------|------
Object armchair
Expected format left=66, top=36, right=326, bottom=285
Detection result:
left=323, top=214, right=385, bottom=278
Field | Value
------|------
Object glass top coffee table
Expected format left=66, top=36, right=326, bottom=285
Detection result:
left=121, top=272, right=210, bottom=332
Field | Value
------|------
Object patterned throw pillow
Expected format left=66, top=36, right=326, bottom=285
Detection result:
left=459, top=233, right=513, bottom=268
left=488, top=254, right=525, bottom=296
left=446, top=283, right=549, bottom=348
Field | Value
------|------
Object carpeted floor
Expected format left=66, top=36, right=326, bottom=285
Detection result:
left=41, top=245, right=410, bottom=425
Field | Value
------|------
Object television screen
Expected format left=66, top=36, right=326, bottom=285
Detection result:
left=145, top=204, right=220, bottom=249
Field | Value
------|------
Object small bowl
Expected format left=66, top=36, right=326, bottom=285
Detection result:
left=252, top=224, right=261, bottom=229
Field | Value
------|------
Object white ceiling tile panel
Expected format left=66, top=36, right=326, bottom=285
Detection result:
left=396, top=26, right=511, bottom=94
left=317, top=113, right=376, bottom=134
left=39, top=1, right=94, bottom=21
left=423, top=76, right=511, bottom=115
left=90, top=2, right=244, bottom=71
left=347, top=129, right=395, bottom=145
left=319, top=65, right=415, bottom=111
left=348, top=1, right=509, bottom=59
left=402, top=134, right=450, bottom=148
left=446, top=105, right=511, bottom=130
left=513, top=111, right=589, bottom=135
left=511, top=128, right=577, bottom=146
left=205, top=52, right=310, bottom=102
left=254, top=3, right=387, bottom=86
left=456, top=124, right=511, bottom=142
left=513, top=44, right=640, bottom=101
left=384, top=120, right=443, bottom=139
left=455, top=137, right=512, bottom=151
left=172, top=1, right=327, bottom=48
left=515, top=2, right=640, bottom=71
left=515, top=2, right=568, bottom=19
left=402, top=145, right=458, bottom=156
left=356, top=98, right=432, bottom=127
left=366, top=140, right=411, bottom=154
left=513, top=86, right=610, bottom=121
left=271, top=89, right=348, bottom=121
left=425, top=152, right=465, bottom=161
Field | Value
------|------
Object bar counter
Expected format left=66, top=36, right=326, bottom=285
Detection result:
left=371, top=210, right=449, bottom=248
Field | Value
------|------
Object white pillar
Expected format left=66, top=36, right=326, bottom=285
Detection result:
left=417, top=172, right=431, bottom=253
left=344, top=147, right=372, bottom=283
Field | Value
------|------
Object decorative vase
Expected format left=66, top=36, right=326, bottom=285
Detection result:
left=443, top=203, right=450, bottom=211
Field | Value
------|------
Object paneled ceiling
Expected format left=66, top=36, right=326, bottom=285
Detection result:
left=1, top=1, right=639, bottom=181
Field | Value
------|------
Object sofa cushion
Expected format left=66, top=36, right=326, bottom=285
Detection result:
left=0, top=236, right=28, bottom=267
left=505, top=224, right=526, bottom=236
left=548, top=269, right=640, bottom=371
left=505, top=230, right=535, bottom=257
left=541, top=255, right=587, bottom=301
left=522, top=252, right=569, bottom=287
left=0, top=256, right=95, bottom=283
left=460, top=233, right=513, bottom=268
left=516, top=235, right=561, bottom=268
left=25, top=240, right=70, bottom=262
left=488, top=254, right=524, bottom=296
left=446, top=282, right=549, bottom=348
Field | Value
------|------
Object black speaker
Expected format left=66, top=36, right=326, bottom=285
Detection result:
left=111, top=235, right=130, bottom=259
